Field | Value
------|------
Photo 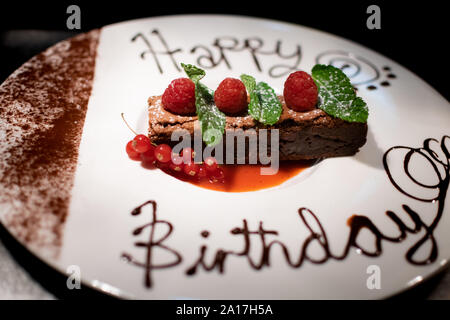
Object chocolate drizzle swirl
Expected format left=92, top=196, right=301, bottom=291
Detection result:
left=315, top=50, right=380, bottom=85
left=382, top=135, right=450, bottom=264
left=315, top=51, right=398, bottom=90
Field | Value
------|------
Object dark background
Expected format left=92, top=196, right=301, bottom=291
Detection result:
left=0, top=0, right=448, bottom=300
left=0, top=0, right=448, bottom=100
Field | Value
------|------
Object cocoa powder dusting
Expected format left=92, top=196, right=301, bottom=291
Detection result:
left=0, top=30, right=100, bottom=258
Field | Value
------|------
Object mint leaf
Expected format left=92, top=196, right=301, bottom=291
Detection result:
left=195, top=83, right=226, bottom=146
left=311, top=64, right=368, bottom=123
left=240, top=74, right=282, bottom=125
left=182, top=63, right=225, bottom=146
left=240, top=74, right=256, bottom=92
left=255, top=82, right=282, bottom=125
left=181, top=63, right=205, bottom=83
left=240, top=74, right=260, bottom=121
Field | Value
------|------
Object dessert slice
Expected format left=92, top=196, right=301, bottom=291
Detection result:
left=147, top=95, right=367, bottom=160
left=125, top=64, right=368, bottom=190
left=144, top=63, right=368, bottom=164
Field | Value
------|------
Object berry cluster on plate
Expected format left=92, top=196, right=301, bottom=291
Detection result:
left=126, top=134, right=224, bottom=183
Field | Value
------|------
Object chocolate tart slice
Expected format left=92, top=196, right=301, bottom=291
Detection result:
left=148, top=95, right=367, bottom=160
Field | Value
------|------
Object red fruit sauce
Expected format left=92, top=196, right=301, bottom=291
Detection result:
left=162, top=160, right=313, bottom=192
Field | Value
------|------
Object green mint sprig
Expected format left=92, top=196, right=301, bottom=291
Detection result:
left=240, top=74, right=282, bottom=125
left=240, top=74, right=259, bottom=121
left=311, top=64, right=368, bottom=123
left=181, top=63, right=226, bottom=146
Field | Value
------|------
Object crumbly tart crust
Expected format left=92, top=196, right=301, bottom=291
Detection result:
left=0, top=30, right=100, bottom=258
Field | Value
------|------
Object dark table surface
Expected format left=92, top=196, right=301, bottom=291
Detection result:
left=0, top=5, right=449, bottom=299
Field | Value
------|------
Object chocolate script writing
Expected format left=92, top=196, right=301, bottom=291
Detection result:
left=122, top=135, right=449, bottom=288
left=131, top=29, right=302, bottom=78
left=121, top=200, right=182, bottom=288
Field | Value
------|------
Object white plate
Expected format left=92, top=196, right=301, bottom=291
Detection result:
left=1, top=15, right=449, bottom=299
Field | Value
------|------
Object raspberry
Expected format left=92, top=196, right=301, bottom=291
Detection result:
left=214, top=78, right=248, bottom=114
left=283, top=71, right=318, bottom=112
left=162, top=78, right=196, bottom=115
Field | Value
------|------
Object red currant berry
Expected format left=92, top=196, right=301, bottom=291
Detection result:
left=131, top=134, right=152, bottom=153
left=183, top=162, right=199, bottom=177
left=126, top=140, right=141, bottom=160
left=197, top=164, right=208, bottom=179
left=140, top=144, right=156, bottom=163
left=162, top=78, right=196, bottom=115
left=214, top=78, right=248, bottom=114
left=209, top=167, right=225, bottom=183
left=154, top=144, right=172, bottom=163
left=171, top=152, right=183, bottom=165
left=169, top=162, right=184, bottom=172
left=182, top=147, right=195, bottom=164
left=169, top=153, right=184, bottom=172
left=283, top=71, right=318, bottom=112
left=204, top=156, right=218, bottom=172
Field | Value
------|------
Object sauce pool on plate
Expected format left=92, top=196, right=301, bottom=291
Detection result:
left=164, top=160, right=314, bottom=192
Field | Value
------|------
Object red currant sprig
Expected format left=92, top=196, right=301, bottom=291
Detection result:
left=122, top=113, right=224, bottom=183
